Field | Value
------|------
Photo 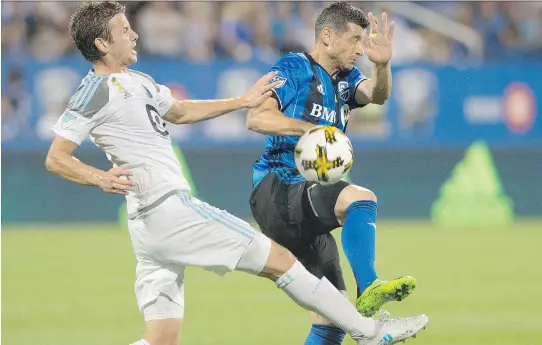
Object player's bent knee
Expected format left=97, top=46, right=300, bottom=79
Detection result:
left=259, top=240, right=296, bottom=282
left=335, top=185, right=377, bottom=223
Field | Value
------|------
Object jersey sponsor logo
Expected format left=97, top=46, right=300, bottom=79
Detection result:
left=338, top=81, right=350, bottom=101
left=309, top=103, right=336, bottom=123
left=269, top=74, right=287, bottom=89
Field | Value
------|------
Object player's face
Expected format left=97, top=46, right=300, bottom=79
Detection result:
left=106, top=13, right=139, bottom=66
left=330, top=23, right=364, bottom=71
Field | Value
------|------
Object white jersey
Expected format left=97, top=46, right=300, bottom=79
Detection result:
left=52, top=69, right=190, bottom=217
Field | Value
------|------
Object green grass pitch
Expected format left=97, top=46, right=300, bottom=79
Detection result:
left=3, top=221, right=542, bottom=345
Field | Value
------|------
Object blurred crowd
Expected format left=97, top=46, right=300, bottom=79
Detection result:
left=2, top=1, right=542, bottom=143
left=2, top=1, right=542, bottom=64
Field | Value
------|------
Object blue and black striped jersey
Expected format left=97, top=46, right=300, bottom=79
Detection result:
left=252, top=52, right=367, bottom=186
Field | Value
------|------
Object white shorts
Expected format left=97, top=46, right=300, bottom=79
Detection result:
left=127, top=192, right=271, bottom=321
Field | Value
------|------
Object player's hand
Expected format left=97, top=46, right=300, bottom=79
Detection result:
left=362, top=12, right=395, bottom=66
left=240, top=71, right=282, bottom=108
left=97, top=167, right=135, bottom=195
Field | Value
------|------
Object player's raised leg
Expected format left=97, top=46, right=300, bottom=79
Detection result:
left=235, top=228, right=427, bottom=344
left=335, top=185, right=416, bottom=317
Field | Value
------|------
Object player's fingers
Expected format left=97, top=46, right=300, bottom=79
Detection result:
left=254, top=91, right=273, bottom=103
left=263, top=80, right=282, bottom=92
left=110, top=188, right=129, bottom=195
left=257, top=71, right=278, bottom=86
left=114, top=178, right=135, bottom=187
left=369, top=12, right=378, bottom=34
left=388, top=20, right=395, bottom=40
left=381, top=12, right=388, bottom=33
left=361, top=30, right=370, bottom=48
left=111, top=167, right=132, bottom=177
left=112, top=182, right=132, bottom=191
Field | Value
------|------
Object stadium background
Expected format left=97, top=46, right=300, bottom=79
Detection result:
left=2, top=1, right=541, bottom=345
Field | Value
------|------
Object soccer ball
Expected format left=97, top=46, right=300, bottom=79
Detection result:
left=294, top=126, right=354, bottom=185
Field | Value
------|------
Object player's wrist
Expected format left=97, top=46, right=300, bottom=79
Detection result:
left=231, top=97, right=245, bottom=109
left=373, top=61, right=390, bottom=69
left=91, top=170, right=108, bottom=189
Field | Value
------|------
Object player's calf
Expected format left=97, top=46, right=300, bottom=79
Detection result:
left=334, top=185, right=417, bottom=316
left=334, top=185, right=380, bottom=293
left=142, top=318, right=182, bottom=345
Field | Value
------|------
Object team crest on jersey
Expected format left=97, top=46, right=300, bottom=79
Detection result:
left=60, top=111, right=77, bottom=129
left=338, top=81, right=350, bottom=101
left=269, top=74, right=287, bottom=89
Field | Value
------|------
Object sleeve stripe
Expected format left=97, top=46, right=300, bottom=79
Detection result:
left=270, top=88, right=283, bottom=111
left=74, top=76, right=105, bottom=110
left=79, top=79, right=103, bottom=110
left=353, top=76, right=368, bottom=94
left=353, top=77, right=369, bottom=107
left=72, top=77, right=93, bottom=108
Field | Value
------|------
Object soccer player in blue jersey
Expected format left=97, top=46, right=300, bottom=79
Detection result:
left=248, top=2, right=419, bottom=344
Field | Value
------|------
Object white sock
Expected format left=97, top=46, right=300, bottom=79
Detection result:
left=276, top=260, right=377, bottom=340
left=129, top=340, right=150, bottom=345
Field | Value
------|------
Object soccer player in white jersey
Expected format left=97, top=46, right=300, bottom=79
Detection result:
left=45, top=2, right=427, bottom=345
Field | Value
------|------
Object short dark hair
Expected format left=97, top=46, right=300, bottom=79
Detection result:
left=315, top=2, right=369, bottom=40
left=69, top=1, right=126, bottom=62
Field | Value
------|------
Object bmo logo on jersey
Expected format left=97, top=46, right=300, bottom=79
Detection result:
left=309, top=103, right=337, bottom=123
left=309, top=103, right=351, bottom=126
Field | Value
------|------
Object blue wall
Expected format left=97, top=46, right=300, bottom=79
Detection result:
left=2, top=56, right=541, bottom=223
left=2, top=148, right=541, bottom=223
left=3, top=55, right=541, bottom=149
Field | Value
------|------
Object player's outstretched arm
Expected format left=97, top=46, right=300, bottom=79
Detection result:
left=246, top=97, right=314, bottom=136
left=45, top=136, right=134, bottom=195
left=163, top=72, right=280, bottom=125
left=355, top=12, right=394, bottom=105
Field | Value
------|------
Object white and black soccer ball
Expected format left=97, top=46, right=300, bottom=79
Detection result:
left=294, top=126, right=354, bottom=185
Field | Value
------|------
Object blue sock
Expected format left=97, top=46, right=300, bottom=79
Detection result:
left=341, top=200, right=378, bottom=297
left=303, top=324, right=346, bottom=345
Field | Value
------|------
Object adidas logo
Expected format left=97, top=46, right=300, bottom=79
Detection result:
left=317, top=84, right=324, bottom=95
left=377, top=333, right=393, bottom=345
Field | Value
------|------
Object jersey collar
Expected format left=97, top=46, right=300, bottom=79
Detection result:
left=303, top=52, right=348, bottom=81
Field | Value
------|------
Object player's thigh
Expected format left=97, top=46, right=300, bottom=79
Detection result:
left=250, top=173, right=306, bottom=246
left=132, top=193, right=263, bottom=275
left=134, top=257, right=186, bottom=322
left=293, top=233, right=346, bottom=291
left=303, top=179, right=350, bottom=231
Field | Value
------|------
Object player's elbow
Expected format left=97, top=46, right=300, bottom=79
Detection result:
left=246, top=108, right=260, bottom=131
left=45, top=149, right=68, bottom=175
left=164, top=100, right=196, bottom=125
left=371, top=94, right=389, bottom=105
left=246, top=108, right=263, bottom=132
left=45, top=152, right=59, bottom=173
